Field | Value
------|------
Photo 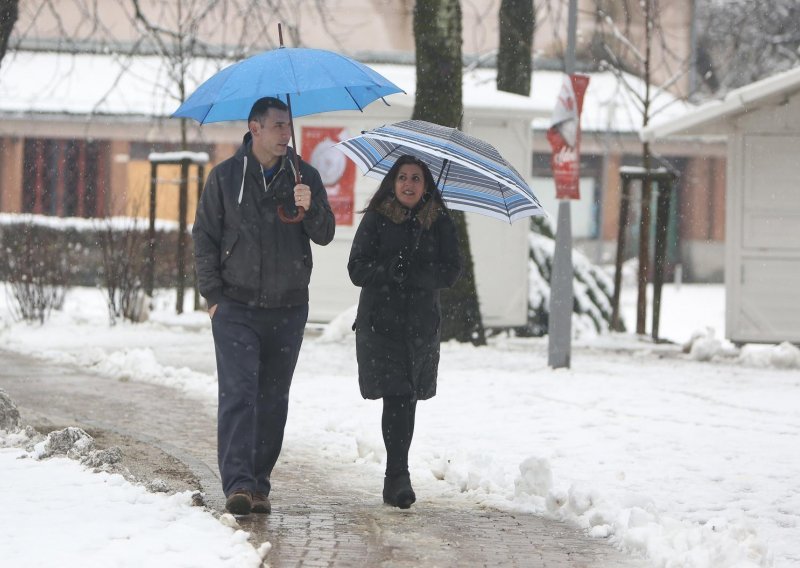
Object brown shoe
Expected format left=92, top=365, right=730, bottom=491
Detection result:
left=252, top=492, right=271, bottom=514
left=225, top=489, right=252, bottom=515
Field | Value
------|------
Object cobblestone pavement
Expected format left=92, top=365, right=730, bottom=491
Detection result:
left=0, top=349, right=646, bottom=568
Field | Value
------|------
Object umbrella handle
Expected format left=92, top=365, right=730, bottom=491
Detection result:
left=277, top=205, right=306, bottom=223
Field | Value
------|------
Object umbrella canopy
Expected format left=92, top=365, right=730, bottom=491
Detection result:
left=335, top=120, right=545, bottom=223
left=172, top=47, right=404, bottom=124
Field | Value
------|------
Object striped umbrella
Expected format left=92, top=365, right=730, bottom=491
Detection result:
left=334, top=120, right=545, bottom=223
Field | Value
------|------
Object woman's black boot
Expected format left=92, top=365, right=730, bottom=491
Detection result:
left=383, top=472, right=416, bottom=509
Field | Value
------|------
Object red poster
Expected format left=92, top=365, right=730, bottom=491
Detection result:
left=301, top=126, right=355, bottom=225
left=547, top=74, right=590, bottom=200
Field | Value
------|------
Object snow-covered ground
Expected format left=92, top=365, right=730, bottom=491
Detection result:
left=1, top=282, right=799, bottom=568
left=0, top=448, right=263, bottom=567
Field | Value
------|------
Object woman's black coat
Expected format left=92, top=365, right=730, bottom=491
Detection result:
left=348, top=197, right=462, bottom=400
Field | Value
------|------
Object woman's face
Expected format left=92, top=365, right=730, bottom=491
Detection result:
left=394, top=163, right=426, bottom=208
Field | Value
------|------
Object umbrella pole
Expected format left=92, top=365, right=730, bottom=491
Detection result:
left=276, top=23, right=305, bottom=224
left=286, top=93, right=302, bottom=187
left=275, top=93, right=306, bottom=223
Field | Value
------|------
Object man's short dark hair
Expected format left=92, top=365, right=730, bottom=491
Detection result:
left=248, top=97, right=289, bottom=123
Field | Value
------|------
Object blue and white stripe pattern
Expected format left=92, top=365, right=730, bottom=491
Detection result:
left=335, top=120, right=545, bottom=223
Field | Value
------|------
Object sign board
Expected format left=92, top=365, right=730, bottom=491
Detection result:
left=546, top=74, right=590, bottom=200
left=302, top=126, right=355, bottom=225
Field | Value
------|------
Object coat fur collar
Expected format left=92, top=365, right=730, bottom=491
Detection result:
left=376, top=196, right=441, bottom=229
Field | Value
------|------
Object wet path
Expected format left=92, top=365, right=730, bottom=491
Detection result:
left=0, top=349, right=645, bottom=567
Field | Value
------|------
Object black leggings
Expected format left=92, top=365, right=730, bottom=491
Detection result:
left=382, top=395, right=417, bottom=477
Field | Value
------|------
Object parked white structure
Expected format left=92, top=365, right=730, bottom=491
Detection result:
left=642, top=66, right=800, bottom=344
left=296, top=65, right=545, bottom=325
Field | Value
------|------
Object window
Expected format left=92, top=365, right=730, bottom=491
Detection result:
left=22, top=138, right=109, bottom=217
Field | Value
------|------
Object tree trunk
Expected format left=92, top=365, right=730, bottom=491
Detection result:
left=413, top=0, right=485, bottom=345
left=497, top=0, right=534, bottom=96
left=636, top=0, right=653, bottom=335
left=0, top=0, right=19, bottom=70
left=413, top=0, right=462, bottom=127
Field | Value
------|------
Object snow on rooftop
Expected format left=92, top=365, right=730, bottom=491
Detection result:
left=642, top=64, right=800, bottom=141
left=0, top=50, right=693, bottom=134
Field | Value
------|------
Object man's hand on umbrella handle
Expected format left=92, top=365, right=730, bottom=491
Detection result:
left=294, top=183, right=312, bottom=211
left=277, top=183, right=308, bottom=223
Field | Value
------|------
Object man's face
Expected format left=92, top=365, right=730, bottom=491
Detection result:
left=249, top=108, right=292, bottom=165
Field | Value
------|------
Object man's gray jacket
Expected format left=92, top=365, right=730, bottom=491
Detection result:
left=192, top=137, right=335, bottom=309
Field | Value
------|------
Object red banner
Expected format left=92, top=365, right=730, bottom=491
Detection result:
left=547, top=74, right=590, bottom=200
left=301, top=126, right=355, bottom=225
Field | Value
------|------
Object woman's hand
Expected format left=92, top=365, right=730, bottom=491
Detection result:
left=390, top=249, right=412, bottom=283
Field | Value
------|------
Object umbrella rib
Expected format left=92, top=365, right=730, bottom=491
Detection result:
left=501, top=182, right=512, bottom=224
left=284, top=50, right=301, bottom=95
left=344, top=86, right=364, bottom=112
left=435, top=158, right=449, bottom=188
left=440, top=160, right=452, bottom=198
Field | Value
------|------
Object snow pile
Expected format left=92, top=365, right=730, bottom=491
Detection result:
left=684, top=328, right=800, bottom=369
left=0, top=389, right=42, bottom=448
left=510, top=454, right=770, bottom=566
left=12, top=345, right=218, bottom=402
left=0, top=390, right=263, bottom=568
left=82, top=446, right=124, bottom=469
left=0, top=388, right=20, bottom=431
left=740, top=342, right=800, bottom=369
left=318, top=304, right=357, bottom=343
left=684, top=327, right=726, bottom=361
left=32, top=426, right=94, bottom=459
left=514, top=456, right=553, bottom=504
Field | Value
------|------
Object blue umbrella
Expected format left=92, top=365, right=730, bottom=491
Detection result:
left=173, top=39, right=403, bottom=223
left=335, top=120, right=545, bottom=223
left=171, top=47, right=404, bottom=124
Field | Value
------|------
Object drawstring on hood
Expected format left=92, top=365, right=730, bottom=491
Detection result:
left=235, top=130, right=300, bottom=207
left=238, top=155, right=247, bottom=205
left=238, top=155, right=276, bottom=205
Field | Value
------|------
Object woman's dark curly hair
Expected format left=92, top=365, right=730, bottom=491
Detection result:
left=362, top=154, right=447, bottom=212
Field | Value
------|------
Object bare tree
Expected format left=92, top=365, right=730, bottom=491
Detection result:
left=0, top=0, right=18, bottom=69
left=413, top=0, right=486, bottom=346
left=126, top=0, right=303, bottom=148
left=590, top=0, right=690, bottom=334
left=696, top=0, right=800, bottom=95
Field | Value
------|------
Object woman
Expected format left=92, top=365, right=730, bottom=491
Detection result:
left=348, top=155, right=462, bottom=509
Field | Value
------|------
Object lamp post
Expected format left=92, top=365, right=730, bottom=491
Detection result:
left=547, top=0, right=578, bottom=369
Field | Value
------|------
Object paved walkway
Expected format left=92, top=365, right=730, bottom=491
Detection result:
left=0, top=349, right=645, bottom=567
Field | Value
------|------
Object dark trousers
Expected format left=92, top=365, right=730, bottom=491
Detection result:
left=382, top=395, right=417, bottom=477
left=211, top=297, right=308, bottom=497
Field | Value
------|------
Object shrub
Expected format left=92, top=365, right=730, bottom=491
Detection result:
left=2, top=222, right=68, bottom=324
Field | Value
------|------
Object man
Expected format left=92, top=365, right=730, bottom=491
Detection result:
left=193, top=97, right=335, bottom=515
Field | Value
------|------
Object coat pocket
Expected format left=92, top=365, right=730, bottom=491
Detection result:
left=220, top=232, right=240, bottom=267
